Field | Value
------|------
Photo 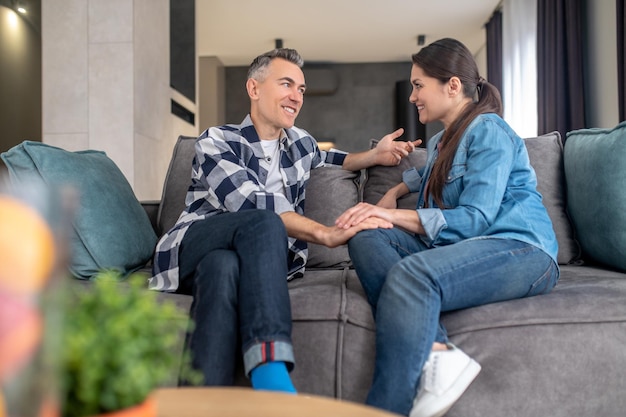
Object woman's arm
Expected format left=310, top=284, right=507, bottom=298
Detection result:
left=377, top=182, right=411, bottom=209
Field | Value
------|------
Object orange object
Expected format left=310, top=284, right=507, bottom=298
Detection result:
left=0, top=195, right=56, bottom=294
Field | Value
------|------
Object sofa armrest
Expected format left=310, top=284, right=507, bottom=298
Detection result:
left=141, top=200, right=161, bottom=236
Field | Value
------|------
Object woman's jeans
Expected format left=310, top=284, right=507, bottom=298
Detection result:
left=348, top=228, right=560, bottom=416
left=177, top=209, right=294, bottom=385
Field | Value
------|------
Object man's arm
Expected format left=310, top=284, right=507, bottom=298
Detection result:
left=341, top=128, right=421, bottom=171
left=280, top=211, right=392, bottom=248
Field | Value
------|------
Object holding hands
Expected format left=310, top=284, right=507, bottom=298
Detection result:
left=335, top=202, right=391, bottom=230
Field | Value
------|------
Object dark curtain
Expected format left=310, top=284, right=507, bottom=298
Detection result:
left=485, top=10, right=503, bottom=100
left=619, top=0, right=626, bottom=121
left=536, top=0, right=586, bottom=139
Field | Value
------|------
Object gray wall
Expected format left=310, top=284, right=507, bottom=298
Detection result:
left=225, top=61, right=439, bottom=153
left=0, top=3, right=41, bottom=155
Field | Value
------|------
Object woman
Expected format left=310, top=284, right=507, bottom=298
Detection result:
left=335, top=38, right=559, bottom=417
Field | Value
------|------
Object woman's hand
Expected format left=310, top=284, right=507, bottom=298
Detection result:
left=320, top=217, right=393, bottom=247
left=335, top=202, right=393, bottom=229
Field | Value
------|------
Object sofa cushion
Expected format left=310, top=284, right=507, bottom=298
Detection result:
left=157, top=135, right=196, bottom=236
left=564, top=121, right=626, bottom=272
left=304, top=167, right=360, bottom=268
left=363, top=141, right=427, bottom=210
left=1, top=141, right=157, bottom=279
left=524, top=132, right=580, bottom=264
left=363, top=133, right=580, bottom=264
left=288, top=268, right=375, bottom=401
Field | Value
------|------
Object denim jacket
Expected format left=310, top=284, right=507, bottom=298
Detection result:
left=402, top=113, right=558, bottom=262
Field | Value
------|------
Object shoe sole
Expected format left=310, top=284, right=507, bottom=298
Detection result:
left=411, top=359, right=481, bottom=417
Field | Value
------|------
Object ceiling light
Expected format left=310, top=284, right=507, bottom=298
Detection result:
left=17, top=7, right=26, bottom=14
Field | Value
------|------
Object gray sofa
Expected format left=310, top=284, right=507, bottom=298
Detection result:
left=135, top=124, right=626, bottom=416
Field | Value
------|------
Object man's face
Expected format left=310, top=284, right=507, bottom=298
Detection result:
left=248, top=58, right=307, bottom=138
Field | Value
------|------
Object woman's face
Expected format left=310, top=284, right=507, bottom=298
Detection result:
left=408, top=64, right=454, bottom=128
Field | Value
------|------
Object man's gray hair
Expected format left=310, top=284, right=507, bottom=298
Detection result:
left=247, top=48, right=304, bottom=80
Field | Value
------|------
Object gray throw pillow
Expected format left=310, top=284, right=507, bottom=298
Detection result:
left=524, top=132, right=580, bottom=264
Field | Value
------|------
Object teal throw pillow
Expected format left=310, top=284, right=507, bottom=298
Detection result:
left=1, top=141, right=157, bottom=279
left=564, top=121, right=626, bottom=271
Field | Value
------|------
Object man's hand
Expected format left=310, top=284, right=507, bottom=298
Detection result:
left=373, top=129, right=422, bottom=166
left=341, top=129, right=422, bottom=171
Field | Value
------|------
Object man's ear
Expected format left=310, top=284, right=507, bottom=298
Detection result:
left=246, top=78, right=259, bottom=100
left=448, top=76, right=462, bottom=97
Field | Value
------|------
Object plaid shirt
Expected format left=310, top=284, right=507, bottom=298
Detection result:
left=149, top=115, right=347, bottom=291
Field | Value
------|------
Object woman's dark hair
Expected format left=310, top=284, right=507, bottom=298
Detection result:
left=412, top=38, right=503, bottom=208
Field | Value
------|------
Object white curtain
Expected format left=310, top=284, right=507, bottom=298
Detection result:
left=502, top=0, right=538, bottom=137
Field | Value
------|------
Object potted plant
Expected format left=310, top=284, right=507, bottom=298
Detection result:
left=60, top=270, right=200, bottom=417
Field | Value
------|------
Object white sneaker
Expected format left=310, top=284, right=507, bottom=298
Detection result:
left=409, top=344, right=481, bottom=417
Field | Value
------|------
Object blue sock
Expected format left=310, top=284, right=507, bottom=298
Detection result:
left=250, top=361, right=297, bottom=394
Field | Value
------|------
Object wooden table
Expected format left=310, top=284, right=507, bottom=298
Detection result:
left=155, top=387, right=402, bottom=417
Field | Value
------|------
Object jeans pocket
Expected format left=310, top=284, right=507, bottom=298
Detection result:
left=526, top=262, right=559, bottom=297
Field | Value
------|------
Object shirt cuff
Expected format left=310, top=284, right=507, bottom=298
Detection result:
left=402, top=167, right=423, bottom=193
left=417, top=208, right=447, bottom=246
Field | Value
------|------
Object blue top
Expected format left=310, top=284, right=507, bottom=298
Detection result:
left=150, top=115, right=347, bottom=292
left=402, top=113, right=558, bottom=262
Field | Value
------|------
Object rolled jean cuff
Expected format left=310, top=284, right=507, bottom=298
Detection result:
left=243, top=340, right=295, bottom=377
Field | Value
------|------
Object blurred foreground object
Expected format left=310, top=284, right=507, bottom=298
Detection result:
left=0, top=195, right=56, bottom=293
left=0, top=188, right=61, bottom=417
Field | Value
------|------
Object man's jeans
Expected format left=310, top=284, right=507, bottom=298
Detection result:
left=178, top=209, right=294, bottom=385
left=348, top=228, right=560, bottom=416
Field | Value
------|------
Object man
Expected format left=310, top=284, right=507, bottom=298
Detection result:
left=150, top=48, right=419, bottom=393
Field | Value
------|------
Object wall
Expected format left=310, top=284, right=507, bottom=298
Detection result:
left=198, top=56, right=226, bottom=130
left=41, top=0, right=198, bottom=201
left=0, top=4, right=41, bottom=154
left=585, top=0, right=620, bottom=127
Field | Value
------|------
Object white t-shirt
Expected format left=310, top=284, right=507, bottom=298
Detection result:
left=259, top=139, right=285, bottom=194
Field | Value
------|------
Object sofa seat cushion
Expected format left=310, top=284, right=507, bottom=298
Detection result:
left=288, top=268, right=375, bottom=402
left=442, top=264, right=626, bottom=417
left=1, top=141, right=157, bottom=279
left=442, top=265, right=626, bottom=335
left=564, top=121, right=626, bottom=272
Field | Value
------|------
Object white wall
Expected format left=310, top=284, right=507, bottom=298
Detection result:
left=586, top=1, right=620, bottom=128
left=42, top=0, right=198, bottom=201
